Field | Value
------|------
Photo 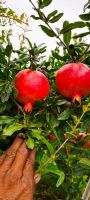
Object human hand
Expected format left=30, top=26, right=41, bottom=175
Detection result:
left=0, top=136, right=35, bottom=200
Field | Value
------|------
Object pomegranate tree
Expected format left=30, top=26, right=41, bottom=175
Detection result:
left=14, top=69, right=50, bottom=112
left=56, top=63, right=90, bottom=104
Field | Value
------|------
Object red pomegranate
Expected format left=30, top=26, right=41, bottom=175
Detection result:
left=56, top=63, right=90, bottom=104
left=14, top=69, right=50, bottom=112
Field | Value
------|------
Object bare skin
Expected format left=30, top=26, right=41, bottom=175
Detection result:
left=0, top=136, right=35, bottom=200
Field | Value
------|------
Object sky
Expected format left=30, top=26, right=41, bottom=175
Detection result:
left=5, top=0, right=88, bottom=54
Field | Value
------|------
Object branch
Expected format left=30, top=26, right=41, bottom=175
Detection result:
left=82, top=178, right=90, bottom=200
left=37, top=104, right=88, bottom=173
left=28, top=0, right=74, bottom=61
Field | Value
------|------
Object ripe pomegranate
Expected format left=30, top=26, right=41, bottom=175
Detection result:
left=50, top=134, right=57, bottom=141
left=56, top=63, right=90, bottom=104
left=14, top=69, right=50, bottom=112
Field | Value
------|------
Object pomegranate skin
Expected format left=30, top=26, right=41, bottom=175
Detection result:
left=56, top=63, right=90, bottom=103
left=14, top=69, right=50, bottom=111
left=24, top=102, right=33, bottom=112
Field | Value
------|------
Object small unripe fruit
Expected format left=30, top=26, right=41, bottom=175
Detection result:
left=83, top=140, right=90, bottom=149
left=50, top=134, right=57, bottom=141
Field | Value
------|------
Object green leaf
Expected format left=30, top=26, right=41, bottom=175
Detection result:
left=41, top=136, right=54, bottom=154
left=46, top=112, right=59, bottom=129
left=0, top=70, right=6, bottom=80
left=73, top=31, right=90, bottom=38
left=79, top=158, right=90, bottom=168
left=29, top=122, right=42, bottom=128
left=79, top=13, right=90, bottom=21
left=0, top=126, right=2, bottom=132
left=36, top=149, right=43, bottom=164
left=40, top=153, right=49, bottom=164
left=63, top=21, right=71, bottom=45
left=56, top=171, right=65, bottom=187
left=31, top=15, right=40, bottom=20
left=26, top=137, right=34, bottom=149
left=40, top=0, right=53, bottom=9
left=31, top=129, right=42, bottom=140
left=60, top=21, right=86, bottom=34
left=52, top=51, right=65, bottom=61
left=13, top=88, right=18, bottom=99
left=47, top=10, right=58, bottom=20
left=1, top=92, right=10, bottom=103
left=81, top=119, right=90, bottom=133
left=56, top=99, right=67, bottom=106
left=71, top=21, right=86, bottom=28
left=58, top=108, right=71, bottom=121
left=42, top=163, right=61, bottom=174
left=5, top=44, right=13, bottom=57
left=0, top=103, right=7, bottom=113
left=3, top=123, right=25, bottom=136
left=49, top=13, right=63, bottom=23
left=41, top=163, right=65, bottom=187
left=0, top=47, right=7, bottom=65
left=0, top=116, right=14, bottom=124
left=25, top=37, right=33, bottom=48
left=38, top=0, right=43, bottom=7
left=40, top=25, right=55, bottom=37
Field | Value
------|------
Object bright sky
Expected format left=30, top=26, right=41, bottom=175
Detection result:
left=6, top=0, right=87, bottom=54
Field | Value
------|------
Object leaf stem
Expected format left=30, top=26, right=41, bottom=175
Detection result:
left=13, top=99, right=24, bottom=114
left=37, top=138, right=69, bottom=173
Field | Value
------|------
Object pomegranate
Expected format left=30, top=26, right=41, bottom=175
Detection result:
left=56, top=63, right=90, bottom=104
left=14, top=69, right=50, bottom=112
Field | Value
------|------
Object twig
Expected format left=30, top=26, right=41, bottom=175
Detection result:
left=13, top=99, right=24, bottom=114
left=82, top=178, right=90, bottom=200
left=37, top=138, right=69, bottom=173
left=28, top=0, right=74, bottom=61
left=37, top=105, right=88, bottom=173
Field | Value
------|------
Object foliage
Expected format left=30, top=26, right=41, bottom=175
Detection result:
left=0, top=0, right=90, bottom=200
left=0, top=0, right=28, bottom=26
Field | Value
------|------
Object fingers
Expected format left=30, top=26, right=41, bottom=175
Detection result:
left=0, top=136, right=23, bottom=174
left=8, top=142, right=30, bottom=177
left=17, top=190, right=33, bottom=200
left=23, top=149, right=36, bottom=181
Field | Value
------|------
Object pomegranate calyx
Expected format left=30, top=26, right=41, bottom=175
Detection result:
left=24, top=102, right=33, bottom=113
left=72, top=93, right=82, bottom=107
